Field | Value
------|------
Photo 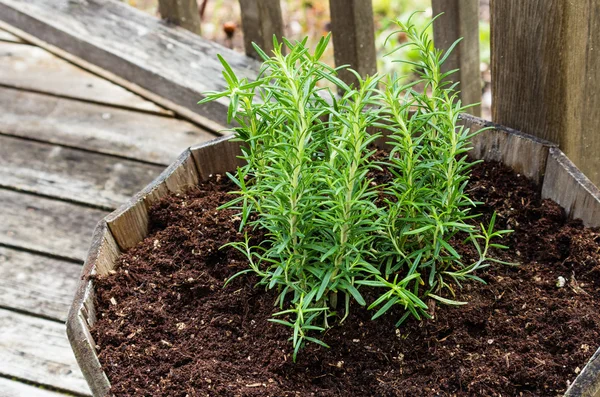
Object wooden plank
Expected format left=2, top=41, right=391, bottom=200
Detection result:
left=0, top=309, right=90, bottom=396
left=0, top=135, right=163, bottom=209
left=0, top=87, right=215, bottom=165
left=432, top=0, right=481, bottom=116
left=107, top=149, right=200, bottom=250
left=158, top=0, right=201, bottom=35
left=542, top=148, right=600, bottom=228
left=0, top=189, right=107, bottom=261
left=491, top=0, right=600, bottom=187
left=190, top=135, right=244, bottom=180
left=460, top=114, right=556, bottom=186
left=239, top=0, right=284, bottom=59
left=0, top=0, right=260, bottom=128
left=0, top=41, right=170, bottom=115
left=0, top=28, right=23, bottom=43
left=67, top=222, right=115, bottom=397
left=0, top=247, right=79, bottom=322
left=0, top=377, right=71, bottom=397
left=328, top=0, right=377, bottom=87
left=565, top=347, right=600, bottom=397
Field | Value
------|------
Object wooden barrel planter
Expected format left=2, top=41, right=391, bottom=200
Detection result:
left=67, top=114, right=600, bottom=397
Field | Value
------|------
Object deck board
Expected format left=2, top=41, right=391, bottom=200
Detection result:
left=0, top=309, right=90, bottom=396
left=0, top=135, right=163, bottom=209
left=0, top=87, right=215, bottom=165
left=0, top=41, right=170, bottom=115
left=0, top=247, right=80, bottom=322
left=0, top=189, right=108, bottom=261
left=0, top=377, right=71, bottom=397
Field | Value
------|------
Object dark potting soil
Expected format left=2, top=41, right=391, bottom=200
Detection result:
left=92, top=162, right=600, bottom=397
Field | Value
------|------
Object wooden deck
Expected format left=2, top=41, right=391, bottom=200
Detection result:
left=0, top=28, right=218, bottom=396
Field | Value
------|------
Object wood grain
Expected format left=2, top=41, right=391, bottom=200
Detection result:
left=0, top=309, right=90, bottom=396
left=0, top=41, right=169, bottom=115
left=0, top=27, right=22, bottom=43
left=432, top=0, right=481, bottom=116
left=107, top=149, right=200, bottom=250
left=328, top=0, right=377, bottom=87
left=491, top=0, right=600, bottom=187
left=0, top=0, right=260, bottom=127
left=0, top=135, right=163, bottom=209
left=191, top=135, right=244, bottom=180
left=0, top=377, right=72, bottom=397
left=0, top=189, right=107, bottom=261
left=460, top=114, right=556, bottom=186
left=0, top=247, right=79, bottom=322
left=158, top=0, right=201, bottom=35
left=239, top=0, right=284, bottom=59
left=0, top=87, right=214, bottom=165
left=542, top=148, right=600, bottom=228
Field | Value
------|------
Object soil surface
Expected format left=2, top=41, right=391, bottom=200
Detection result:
left=93, top=162, right=600, bottom=397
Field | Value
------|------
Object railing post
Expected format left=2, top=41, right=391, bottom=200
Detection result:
left=158, top=0, right=202, bottom=35
left=431, top=0, right=481, bottom=116
left=490, top=0, right=600, bottom=186
left=238, top=0, right=284, bottom=59
left=329, top=0, right=377, bottom=88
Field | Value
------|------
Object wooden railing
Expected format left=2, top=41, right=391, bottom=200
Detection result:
left=157, top=0, right=600, bottom=188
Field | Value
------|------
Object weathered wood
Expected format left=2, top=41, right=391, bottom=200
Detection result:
left=491, top=0, right=600, bottom=187
left=432, top=0, right=481, bottom=116
left=542, top=148, right=600, bottom=228
left=239, top=0, right=284, bottom=59
left=565, top=347, right=600, bottom=397
left=107, top=149, right=200, bottom=250
left=0, top=189, right=107, bottom=261
left=0, top=309, right=90, bottom=396
left=0, top=135, right=163, bottom=209
left=0, top=87, right=215, bottom=165
left=67, top=222, right=116, bottom=397
left=0, top=41, right=170, bottom=115
left=191, top=135, right=245, bottom=180
left=158, top=0, right=201, bottom=35
left=0, top=27, right=22, bottom=42
left=0, top=377, right=71, bottom=397
left=0, top=0, right=260, bottom=128
left=0, top=247, right=80, bottom=322
left=459, top=114, right=557, bottom=186
left=328, top=0, right=377, bottom=87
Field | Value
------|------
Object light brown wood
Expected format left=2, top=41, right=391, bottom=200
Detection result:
left=107, top=149, right=200, bottom=250
left=328, top=0, right=377, bottom=87
left=158, top=0, right=201, bottom=35
left=0, top=27, right=22, bottom=43
left=0, top=41, right=170, bottom=115
left=491, top=0, right=600, bottom=187
left=0, top=20, right=224, bottom=133
left=0, top=135, right=163, bottom=209
left=460, top=114, right=556, bottom=185
left=191, top=135, right=244, bottom=180
left=0, top=0, right=260, bottom=128
left=0, top=87, right=215, bottom=165
left=0, top=189, right=108, bottom=261
left=0, top=247, right=80, bottom=322
left=0, top=308, right=90, bottom=396
left=239, top=0, right=284, bottom=59
left=432, top=0, right=481, bottom=116
left=0, top=377, right=72, bottom=397
left=542, top=148, right=600, bottom=228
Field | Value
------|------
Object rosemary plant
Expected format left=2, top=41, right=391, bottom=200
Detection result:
left=199, top=13, right=512, bottom=360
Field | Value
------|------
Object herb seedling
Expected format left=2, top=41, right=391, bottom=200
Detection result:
left=200, top=13, right=512, bottom=360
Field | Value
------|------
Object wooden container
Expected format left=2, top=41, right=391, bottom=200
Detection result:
left=66, top=115, right=600, bottom=397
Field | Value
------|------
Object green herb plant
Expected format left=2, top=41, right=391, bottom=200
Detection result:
left=199, top=13, right=512, bottom=360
